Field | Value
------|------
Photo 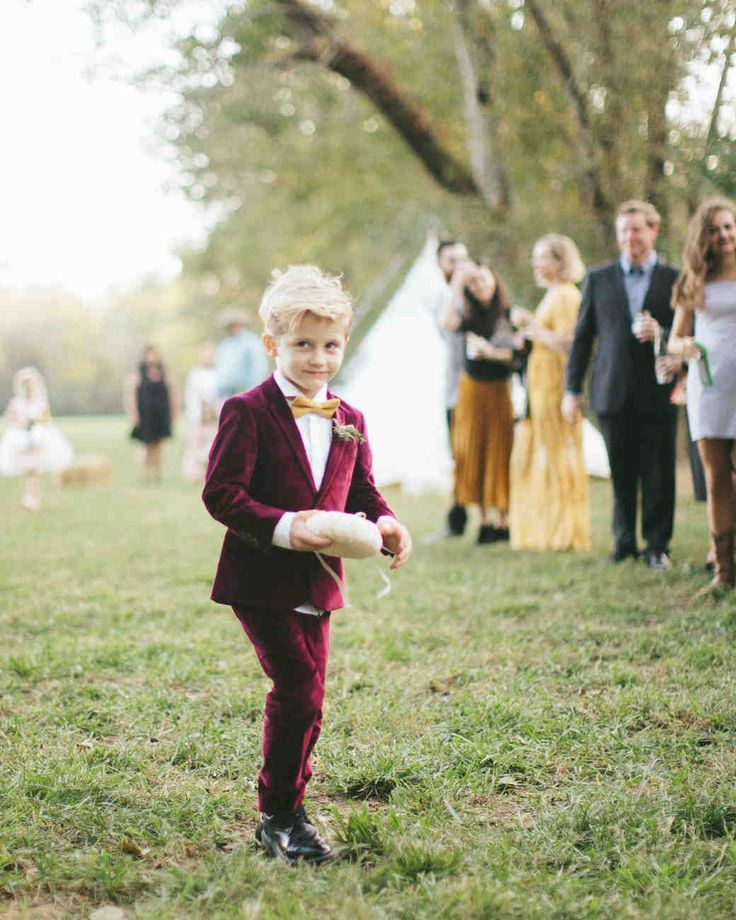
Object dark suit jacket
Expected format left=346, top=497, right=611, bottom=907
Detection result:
left=202, top=375, right=394, bottom=611
left=565, top=259, right=679, bottom=416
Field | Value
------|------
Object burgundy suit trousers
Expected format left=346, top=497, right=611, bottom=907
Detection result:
left=234, top=606, right=331, bottom=814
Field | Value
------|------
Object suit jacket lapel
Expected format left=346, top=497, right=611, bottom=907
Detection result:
left=612, top=263, right=632, bottom=326
left=263, top=376, right=317, bottom=493
left=316, top=398, right=347, bottom=501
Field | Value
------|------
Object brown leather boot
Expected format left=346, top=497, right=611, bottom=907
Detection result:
left=711, top=531, right=735, bottom=589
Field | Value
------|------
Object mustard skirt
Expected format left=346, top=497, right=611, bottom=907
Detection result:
left=452, top=373, right=513, bottom=512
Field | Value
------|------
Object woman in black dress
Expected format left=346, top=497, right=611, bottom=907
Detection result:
left=126, top=346, right=176, bottom=482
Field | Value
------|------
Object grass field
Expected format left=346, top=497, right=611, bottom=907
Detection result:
left=2, top=416, right=736, bottom=919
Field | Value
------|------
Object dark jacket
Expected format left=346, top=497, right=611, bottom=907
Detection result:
left=566, top=259, right=679, bottom=416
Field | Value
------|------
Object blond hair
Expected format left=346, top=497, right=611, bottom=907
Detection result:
left=259, top=265, right=354, bottom=336
left=535, top=234, right=585, bottom=284
left=616, top=199, right=661, bottom=228
left=672, top=195, right=736, bottom=312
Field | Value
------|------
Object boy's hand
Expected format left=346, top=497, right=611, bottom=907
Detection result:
left=378, top=518, right=413, bottom=570
left=289, top=510, right=332, bottom=552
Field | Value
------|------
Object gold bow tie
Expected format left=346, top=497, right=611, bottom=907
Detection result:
left=290, top=395, right=341, bottom=419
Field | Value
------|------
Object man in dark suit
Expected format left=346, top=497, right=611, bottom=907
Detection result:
left=563, top=200, right=679, bottom=569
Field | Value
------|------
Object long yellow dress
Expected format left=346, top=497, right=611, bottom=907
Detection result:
left=510, top=283, right=592, bottom=551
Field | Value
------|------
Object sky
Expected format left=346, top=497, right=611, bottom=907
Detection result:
left=0, top=0, right=222, bottom=300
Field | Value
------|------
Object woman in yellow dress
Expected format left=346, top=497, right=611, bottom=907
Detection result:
left=510, top=235, right=592, bottom=551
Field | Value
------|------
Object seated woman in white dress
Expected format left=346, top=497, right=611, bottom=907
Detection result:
left=669, top=196, right=736, bottom=592
left=0, top=366, right=74, bottom=511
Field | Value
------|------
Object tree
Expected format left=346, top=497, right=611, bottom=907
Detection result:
left=89, top=0, right=736, bottom=303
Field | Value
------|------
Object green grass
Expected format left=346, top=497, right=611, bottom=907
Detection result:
left=1, top=416, right=736, bottom=919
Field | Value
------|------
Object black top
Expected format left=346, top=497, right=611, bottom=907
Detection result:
left=566, top=259, right=679, bottom=416
left=459, top=304, right=514, bottom=382
left=131, top=363, right=172, bottom=442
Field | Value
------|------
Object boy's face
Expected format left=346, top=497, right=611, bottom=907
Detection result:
left=263, top=312, right=349, bottom=398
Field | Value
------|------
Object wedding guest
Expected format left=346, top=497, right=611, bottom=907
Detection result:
left=510, top=235, right=591, bottom=551
left=125, top=346, right=177, bottom=483
left=564, top=200, right=679, bottom=569
left=181, top=343, right=219, bottom=482
left=442, top=260, right=515, bottom=543
left=669, top=196, right=736, bottom=591
left=432, top=238, right=469, bottom=536
left=215, top=308, right=269, bottom=399
left=0, top=366, right=73, bottom=511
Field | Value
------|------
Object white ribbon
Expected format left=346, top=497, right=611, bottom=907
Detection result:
left=314, top=552, right=392, bottom=608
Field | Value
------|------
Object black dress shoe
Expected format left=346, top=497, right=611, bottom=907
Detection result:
left=607, top=545, right=639, bottom=564
left=447, top=504, right=467, bottom=536
left=644, top=550, right=672, bottom=571
left=256, top=807, right=333, bottom=864
left=478, top=525, right=510, bottom=545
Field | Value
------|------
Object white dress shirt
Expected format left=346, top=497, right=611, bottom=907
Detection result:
left=269, top=368, right=392, bottom=615
left=271, top=368, right=334, bottom=552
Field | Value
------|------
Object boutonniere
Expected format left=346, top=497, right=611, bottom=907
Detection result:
left=333, top=420, right=365, bottom=444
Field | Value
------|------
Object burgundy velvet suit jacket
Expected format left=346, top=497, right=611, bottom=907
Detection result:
left=203, top=374, right=394, bottom=611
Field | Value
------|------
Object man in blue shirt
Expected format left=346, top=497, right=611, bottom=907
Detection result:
left=564, top=201, right=680, bottom=570
left=216, top=309, right=270, bottom=399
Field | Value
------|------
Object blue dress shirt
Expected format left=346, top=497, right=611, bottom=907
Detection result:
left=620, top=251, right=658, bottom=319
left=215, top=330, right=270, bottom=397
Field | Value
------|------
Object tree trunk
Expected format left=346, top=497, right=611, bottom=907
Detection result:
left=451, top=0, right=511, bottom=211
left=591, top=0, right=626, bottom=206
left=525, top=0, right=613, bottom=246
left=644, top=88, right=670, bottom=226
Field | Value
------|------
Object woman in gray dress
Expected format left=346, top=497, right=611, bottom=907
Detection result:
left=670, top=196, right=736, bottom=591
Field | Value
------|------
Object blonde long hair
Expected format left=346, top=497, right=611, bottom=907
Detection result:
left=535, top=233, right=585, bottom=284
left=672, top=196, right=736, bottom=311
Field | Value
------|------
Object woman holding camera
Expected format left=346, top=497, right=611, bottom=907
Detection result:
left=442, top=260, right=516, bottom=544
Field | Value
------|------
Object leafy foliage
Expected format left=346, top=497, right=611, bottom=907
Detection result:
left=85, top=0, right=734, bottom=316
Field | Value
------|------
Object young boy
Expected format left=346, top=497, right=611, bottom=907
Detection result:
left=203, top=265, right=412, bottom=863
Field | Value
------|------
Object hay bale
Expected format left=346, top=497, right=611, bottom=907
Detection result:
left=57, top=455, right=113, bottom=487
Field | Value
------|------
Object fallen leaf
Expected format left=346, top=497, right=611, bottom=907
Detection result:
left=120, top=839, right=146, bottom=858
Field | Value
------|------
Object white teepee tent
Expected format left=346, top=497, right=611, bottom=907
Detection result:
left=340, top=237, right=609, bottom=492
left=339, top=238, right=453, bottom=493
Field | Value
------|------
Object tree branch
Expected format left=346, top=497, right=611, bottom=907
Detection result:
left=705, top=28, right=736, bottom=155
left=524, top=0, right=591, bottom=134
left=524, top=0, right=612, bottom=222
left=451, top=0, right=510, bottom=209
left=275, top=0, right=484, bottom=200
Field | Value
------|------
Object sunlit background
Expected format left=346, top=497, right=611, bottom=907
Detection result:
left=0, top=0, right=220, bottom=298
left=0, top=0, right=734, bottom=414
